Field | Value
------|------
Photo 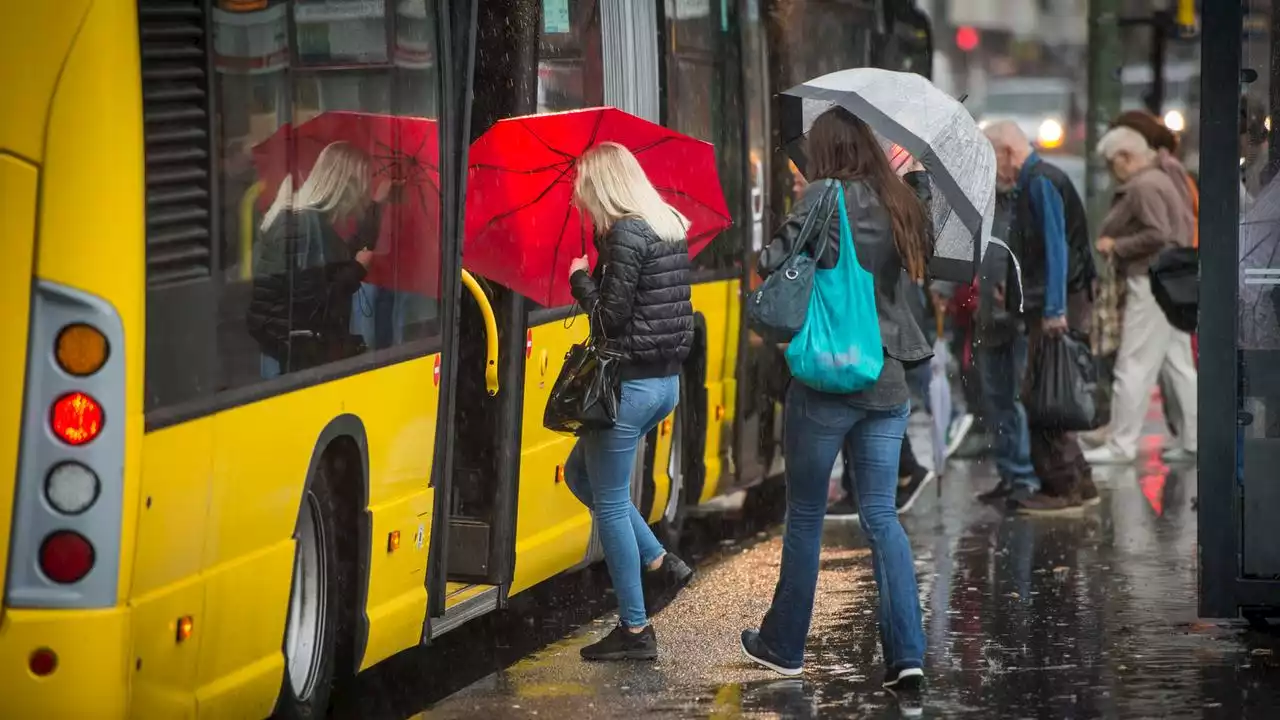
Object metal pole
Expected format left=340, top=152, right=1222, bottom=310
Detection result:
left=1084, top=0, right=1123, bottom=227
left=1146, top=10, right=1168, bottom=116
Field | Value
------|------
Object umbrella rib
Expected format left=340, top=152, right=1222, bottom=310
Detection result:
left=519, top=121, right=575, bottom=160
left=476, top=174, right=568, bottom=233
left=546, top=198, right=580, bottom=306
left=470, top=160, right=574, bottom=175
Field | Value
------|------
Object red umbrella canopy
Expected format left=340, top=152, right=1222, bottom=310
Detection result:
left=463, top=107, right=732, bottom=307
left=252, top=112, right=442, bottom=297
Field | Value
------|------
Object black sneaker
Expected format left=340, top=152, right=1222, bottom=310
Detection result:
left=895, top=469, right=936, bottom=513
left=580, top=623, right=658, bottom=661
left=825, top=496, right=860, bottom=523
left=643, top=553, right=694, bottom=616
left=740, top=629, right=803, bottom=676
left=883, top=667, right=924, bottom=715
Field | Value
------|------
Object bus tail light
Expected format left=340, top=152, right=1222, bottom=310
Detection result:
left=7, top=281, right=124, bottom=610
left=50, top=392, right=103, bottom=446
left=39, top=531, right=95, bottom=584
left=55, top=323, right=109, bottom=376
left=45, top=463, right=100, bottom=515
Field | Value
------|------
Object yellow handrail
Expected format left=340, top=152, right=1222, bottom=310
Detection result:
left=239, top=181, right=264, bottom=281
left=460, top=269, right=500, bottom=396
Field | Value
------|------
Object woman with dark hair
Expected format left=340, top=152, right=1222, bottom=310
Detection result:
left=740, top=107, right=932, bottom=700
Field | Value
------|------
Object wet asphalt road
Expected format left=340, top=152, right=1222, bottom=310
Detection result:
left=333, top=418, right=1280, bottom=719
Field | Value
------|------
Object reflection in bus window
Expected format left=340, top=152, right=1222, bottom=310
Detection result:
left=210, top=0, right=442, bottom=393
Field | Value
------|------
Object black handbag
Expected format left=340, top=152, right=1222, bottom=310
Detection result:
left=543, top=301, right=624, bottom=436
left=1025, top=330, right=1102, bottom=432
left=1149, top=246, right=1198, bottom=333
left=746, top=180, right=838, bottom=344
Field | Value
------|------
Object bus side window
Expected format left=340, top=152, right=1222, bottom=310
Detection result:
left=206, top=0, right=444, bottom=394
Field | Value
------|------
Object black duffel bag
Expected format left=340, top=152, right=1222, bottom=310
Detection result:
left=1149, top=246, right=1198, bottom=333
left=1026, top=330, right=1102, bottom=432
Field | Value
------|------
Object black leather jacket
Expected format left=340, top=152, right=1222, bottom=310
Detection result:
left=757, top=176, right=933, bottom=368
left=570, top=217, right=694, bottom=379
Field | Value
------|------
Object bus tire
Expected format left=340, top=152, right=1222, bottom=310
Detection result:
left=274, top=457, right=346, bottom=719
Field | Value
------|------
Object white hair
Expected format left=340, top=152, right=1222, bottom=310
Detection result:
left=1096, top=126, right=1156, bottom=163
left=983, top=120, right=1031, bottom=154
left=574, top=142, right=690, bottom=242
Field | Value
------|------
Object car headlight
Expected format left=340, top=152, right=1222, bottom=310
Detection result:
left=1163, top=109, right=1186, bottom=133
left=1038, top=118, right=1065, bottom=147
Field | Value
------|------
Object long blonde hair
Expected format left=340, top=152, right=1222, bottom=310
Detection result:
left=573, top=142, right=690, bottom=242
left=261, top=141, right=372, bottom=231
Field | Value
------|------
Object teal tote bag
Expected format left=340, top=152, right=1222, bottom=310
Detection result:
left=785, top=184, right=884, bottom=393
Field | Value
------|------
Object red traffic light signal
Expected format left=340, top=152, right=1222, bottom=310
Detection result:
left=956, top=26, right=979, bottom=52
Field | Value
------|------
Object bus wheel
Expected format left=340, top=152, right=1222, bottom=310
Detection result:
left=275, top=467, right=341, bottom=718
left=657, top=406, right=689, bottom=550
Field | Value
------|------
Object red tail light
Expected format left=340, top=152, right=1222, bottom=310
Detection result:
left=50, top=392, right=103, bottom=446
left=39, top=531, right=95, bottom=584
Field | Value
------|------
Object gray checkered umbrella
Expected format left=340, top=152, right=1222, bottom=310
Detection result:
left=781, top=68, right=996, bottom=282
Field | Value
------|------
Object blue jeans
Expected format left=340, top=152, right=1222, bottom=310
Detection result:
left=761, top=382, right=925, bottom=672
left=565, top=375, right=679, bottom=628
left=976, top=335, right=1039, bottom=491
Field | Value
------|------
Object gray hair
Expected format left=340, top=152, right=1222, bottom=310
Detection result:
left=983, top=120, right=1031, bottom=153
left=1096, top=126, right=1156, bottom=162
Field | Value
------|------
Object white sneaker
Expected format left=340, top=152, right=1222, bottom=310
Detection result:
left=1161, top=447, right=1197, bottom=464
left=1083, top=445, right=1136, bottom=465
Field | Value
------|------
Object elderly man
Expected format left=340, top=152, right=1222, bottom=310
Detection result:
left=982, top=121, right=1098, bottom=514
left=1084, top=126, right=1198, bottom=465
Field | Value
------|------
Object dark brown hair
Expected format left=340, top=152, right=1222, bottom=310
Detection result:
left=807, top=107, right=930, bottom=280
left=1110, top=109, right=1179, bottom=154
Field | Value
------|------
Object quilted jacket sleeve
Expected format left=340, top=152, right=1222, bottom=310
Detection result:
left=570, top=224, right=645, bottom=337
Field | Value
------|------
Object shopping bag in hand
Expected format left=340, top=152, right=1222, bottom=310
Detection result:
left=785, top=183, right=884, bottom=393
left=543, top=339, right=623, bottom=436
left=1026, top=330, right=1100, bottom=431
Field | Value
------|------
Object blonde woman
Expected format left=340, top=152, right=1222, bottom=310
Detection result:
left=564, top=142, right=696, bottom=661
left=247, top=141, right=389, bottom=375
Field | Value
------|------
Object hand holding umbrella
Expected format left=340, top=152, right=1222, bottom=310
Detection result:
left=569, top=254, right=591, bottom=277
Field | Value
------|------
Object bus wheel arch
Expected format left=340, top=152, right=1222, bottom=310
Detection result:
left=681, top=314, right=710, bottom=514
left=275, top=417, right=369, bottom=718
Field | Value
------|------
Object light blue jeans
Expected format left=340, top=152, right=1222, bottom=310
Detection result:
left=760, top=382, right=924, bottom=672
left=565, top=375, right=680, bottom=628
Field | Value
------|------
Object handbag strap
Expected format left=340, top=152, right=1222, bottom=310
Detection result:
left=790, top=179, right=840, bottom=265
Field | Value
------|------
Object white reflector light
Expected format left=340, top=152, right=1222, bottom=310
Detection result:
left=45, top=463, right=100, bottom=515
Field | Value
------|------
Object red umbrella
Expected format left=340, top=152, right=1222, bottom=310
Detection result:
left=252, top=112, right=442, bottom=296
left=463, top=107, right=732, bottom=307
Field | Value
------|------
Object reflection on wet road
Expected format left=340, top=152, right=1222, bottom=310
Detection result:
left=336, top=426, right=1280, bottom=719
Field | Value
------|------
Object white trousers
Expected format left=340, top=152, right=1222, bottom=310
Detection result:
left=1107, top=274, right=1198, bottom=457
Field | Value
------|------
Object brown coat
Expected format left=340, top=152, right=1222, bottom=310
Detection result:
left=1099, top=164, right=1194, bottom=276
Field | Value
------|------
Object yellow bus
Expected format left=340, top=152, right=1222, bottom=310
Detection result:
left=0, top=1, right=929, bottom=717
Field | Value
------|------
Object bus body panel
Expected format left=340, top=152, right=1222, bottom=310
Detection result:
left=646, top=415, right=676, bottom=525
left=510, top=317, right=594, bottom=595
left=35, top=0, right=148, bottom=605
left=0, top=155, right=36, bottom=610
left=0, top=607, right=130, bottom=718
left=690, top=279, right=738, bottom=503
left=0, top=0, right=90, bottom=165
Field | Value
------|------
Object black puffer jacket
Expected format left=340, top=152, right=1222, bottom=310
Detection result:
left=570, top=217, right=694, bottom=380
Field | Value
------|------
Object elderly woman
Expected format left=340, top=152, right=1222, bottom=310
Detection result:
left=1083, top=126, right=1198, bottom=466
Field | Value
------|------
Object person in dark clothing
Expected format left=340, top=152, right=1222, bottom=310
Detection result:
left=247, top=141, right=387, bottom=376
left=742, top=108, right=930, bottom=703
left=983, top=121, right=1099, bottom=515
left=564, top=142, right=695, bottom=662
